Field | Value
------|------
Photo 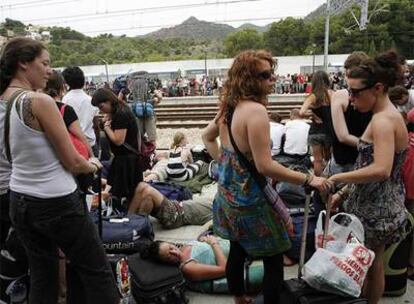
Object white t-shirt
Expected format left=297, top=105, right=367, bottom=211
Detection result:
left=284, top=119, right=310, bottom=155
left=62, top=89, right=99, bottom=146
left=269, top=122, right=285, bottom=156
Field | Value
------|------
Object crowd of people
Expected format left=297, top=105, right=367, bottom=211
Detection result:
left=83, top=68, right=389, bottom=98
left=0, top=36, right=413, bottom=304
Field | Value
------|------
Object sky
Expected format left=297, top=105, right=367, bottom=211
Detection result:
left=0, top=0, right=326, bottom=37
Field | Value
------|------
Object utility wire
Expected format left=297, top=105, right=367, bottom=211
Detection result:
left=1, top=0, right=79, bottom=9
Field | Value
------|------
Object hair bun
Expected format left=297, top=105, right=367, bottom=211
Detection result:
left=375, top=50, right=403, bottom=69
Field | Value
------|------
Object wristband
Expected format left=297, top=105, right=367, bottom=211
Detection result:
left=90, top=162, right=99, bottom=173
left=302, top=173, right=313, bottom=186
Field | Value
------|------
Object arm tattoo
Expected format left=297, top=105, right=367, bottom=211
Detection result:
left=16, top=96, right=36, bottom=127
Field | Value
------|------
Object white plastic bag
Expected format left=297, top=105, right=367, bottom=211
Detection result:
left=315, top=212, right=365, bottom=249
left=303, top=240, right=375, bottom=298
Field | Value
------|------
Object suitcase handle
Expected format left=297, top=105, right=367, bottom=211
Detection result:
left=95, top=169, right=103, bottom=238
left=298, top=186, right=312, bottom=278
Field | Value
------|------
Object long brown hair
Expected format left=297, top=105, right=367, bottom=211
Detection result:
left=0, top=37, right=46, bottom=95
left=216, top=50, right=276, bottom=122
left=91, top=88, right=127, bottom=114
left=311, top=70, right=330, bottom=107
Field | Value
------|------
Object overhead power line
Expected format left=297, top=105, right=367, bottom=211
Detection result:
left=1, top=0, right=79, bottom=9
left=19, top=0, right=261, bottom=24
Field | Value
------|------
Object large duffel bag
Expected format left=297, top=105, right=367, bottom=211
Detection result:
left=128, top=253, right=188, bottom=304
left=90, top=212, right=154, bottom=253
left=148, top=181, right=192, bottom=201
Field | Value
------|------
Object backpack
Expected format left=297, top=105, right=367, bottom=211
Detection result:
left=148, top=181, right=192, bottom=201
left=132, top=101, right=154, bottom=118
left=113, top=76, right=128, bottom=95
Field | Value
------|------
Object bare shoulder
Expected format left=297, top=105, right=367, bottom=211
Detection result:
left=26, top=91, right=55, bottom=106
left=370, top=109, right=397, bottom=129
left=240, top=100, right=267, bottom=116
left=332, top=89, right=348, bottom=103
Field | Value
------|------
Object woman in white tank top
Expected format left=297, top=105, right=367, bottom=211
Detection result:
left=0, top=37, right=120, bottom=304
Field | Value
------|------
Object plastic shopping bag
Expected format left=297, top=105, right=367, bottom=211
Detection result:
left=303, top=240, right=375, bottom=298
left=315, top=211, right=365, bottom=249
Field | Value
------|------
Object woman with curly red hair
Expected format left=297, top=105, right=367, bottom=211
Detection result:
left=202, top=50, right=327, bottom=304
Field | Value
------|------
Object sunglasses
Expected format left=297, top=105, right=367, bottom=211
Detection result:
left=257, top=70, right=275, bottom=80
left=347, top=83, right=375, bottom=98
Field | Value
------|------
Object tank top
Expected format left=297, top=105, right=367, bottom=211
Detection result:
left=0, top=101, right=11, bottom=194
left=309, top=105, right=333, bottom=140
left=331, top=100, right=372, bottom=165
left=9, top=93, right=77, bottom=198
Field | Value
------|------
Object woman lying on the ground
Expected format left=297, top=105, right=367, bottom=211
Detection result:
left=141, top=236, right=263, bottom=297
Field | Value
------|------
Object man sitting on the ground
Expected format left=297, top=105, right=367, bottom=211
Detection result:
left=269, top=112, right=286, bottom=157
left=128, top=182, right=212, bottom=229
left=274, top=109, right=311, bottom=169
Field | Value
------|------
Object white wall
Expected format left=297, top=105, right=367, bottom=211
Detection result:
left=67, top=54, right=351, bottom=79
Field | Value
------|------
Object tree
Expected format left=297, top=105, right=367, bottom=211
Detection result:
left=224, top=29, right=264, bottom=57
left=263, top=17, right=310, bottom=56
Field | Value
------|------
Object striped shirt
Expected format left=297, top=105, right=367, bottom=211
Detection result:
left=166, top=148, right=201, bottom=181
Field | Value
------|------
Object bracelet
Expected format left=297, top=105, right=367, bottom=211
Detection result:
left=90, top=162, right=99, bottom=173
left=302, top=173, right=313, bottom=186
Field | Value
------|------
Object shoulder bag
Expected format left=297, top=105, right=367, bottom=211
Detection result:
left=226, top=110, right=290, bottom=224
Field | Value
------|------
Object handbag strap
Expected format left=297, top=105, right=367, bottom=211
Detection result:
left=123, top=142, right=141, bottom=156
left=226, top=110, right=267, bottom=188
left=4, top=89, right=26, bottom=163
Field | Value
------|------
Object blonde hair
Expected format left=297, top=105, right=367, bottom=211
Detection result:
left=171, top=131, right=185, bottom=149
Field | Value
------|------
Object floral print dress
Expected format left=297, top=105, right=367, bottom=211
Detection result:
left=212, top=147, right=291, bottom=257
left=344, top=139, right=408, bottom=249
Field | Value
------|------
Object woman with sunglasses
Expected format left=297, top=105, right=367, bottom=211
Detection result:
left=327, top=50, right=409, bottom=304
left=202, top=50, right=328, bottom=304
left=299, top=70, right=334, bottom=176
left=321, top=52, right=373, bottom=191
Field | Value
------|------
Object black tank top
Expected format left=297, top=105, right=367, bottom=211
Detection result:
left=331, top=101, right=372, bottom=165
left=309, top=105, right=333, bottom=142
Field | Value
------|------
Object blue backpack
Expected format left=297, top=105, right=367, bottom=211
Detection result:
left=148, top=181, right=193, bottom=201
left=132, top=101, right=154, bottom=118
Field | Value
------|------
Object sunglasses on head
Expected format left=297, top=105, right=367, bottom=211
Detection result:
left=257, top=70, right=275, bottom=80
left=347, top=83, right=375, bottom=98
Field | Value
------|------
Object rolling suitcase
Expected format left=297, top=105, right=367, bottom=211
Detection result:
left=256, top=187, right=369, bottom=304
left=128, top=253, right=188, bottom=304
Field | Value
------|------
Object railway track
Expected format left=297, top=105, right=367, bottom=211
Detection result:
left=155, top=94, right=307, bottom=128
